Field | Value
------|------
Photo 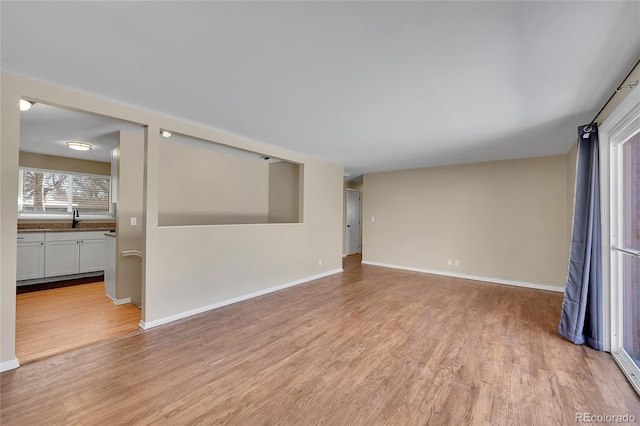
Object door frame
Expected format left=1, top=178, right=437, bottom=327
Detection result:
left=599, top=81, right=640, bottom=395
left=345, top=188, right=361, bottom=255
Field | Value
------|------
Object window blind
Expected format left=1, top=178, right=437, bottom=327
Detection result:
left=18, top=169, right=112, bottom=215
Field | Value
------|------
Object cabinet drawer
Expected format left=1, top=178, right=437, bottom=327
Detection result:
left=76, top=231, right=106, bottom=241
left=45, top=232, right=78, bottom=242
left=17, top=233, right=45, bottom=243
left=45, top=231, right=105, bottom=242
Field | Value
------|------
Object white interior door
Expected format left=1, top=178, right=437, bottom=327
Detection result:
left=608, top=99, right=640, bottom=396
left=346, top=189, right=361, bottom=255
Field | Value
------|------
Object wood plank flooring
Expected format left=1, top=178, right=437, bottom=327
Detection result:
left=15, top=282, right=141, bottom=364
left=2, top=256, right=639, bottom=425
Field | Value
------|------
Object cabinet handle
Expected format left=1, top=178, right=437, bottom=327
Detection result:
left=17, top=237, right=24, bottom=240
left=40, top=242, right=43, bottom=246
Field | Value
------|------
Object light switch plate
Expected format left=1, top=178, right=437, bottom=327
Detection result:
left=131, top=217, right=137, bottom=226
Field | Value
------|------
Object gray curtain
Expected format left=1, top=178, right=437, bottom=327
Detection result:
left=558, top=123, right=603, bottom=350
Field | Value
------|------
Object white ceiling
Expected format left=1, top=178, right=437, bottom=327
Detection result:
left=19, top=102, right=277, bottom=164
left=19, top=103, right=142, bottom=162
left=2, top=1, right=639, bottom=175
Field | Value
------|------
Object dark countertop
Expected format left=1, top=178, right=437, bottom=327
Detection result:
left=18, top=228, right=116, bottom=233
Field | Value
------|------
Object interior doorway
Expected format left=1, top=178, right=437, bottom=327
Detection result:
left=15, top=102, right=143, bottom=364
left=346, top=188, right=361, bottom=255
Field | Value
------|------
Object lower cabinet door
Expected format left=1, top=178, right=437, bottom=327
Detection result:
left=17, top=242, right=45, bottom=280
left=79, top=238, right=106, bottom=273
left=45, top=240, right=79, bottom=277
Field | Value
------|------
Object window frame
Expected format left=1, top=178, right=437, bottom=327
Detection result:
left=17, top=167, right=115, bottom=220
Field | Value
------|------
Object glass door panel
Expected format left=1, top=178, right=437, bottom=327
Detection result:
left=621, top=132, right=640, bottom=369
left=622, top=134, right=640, bottom=252
left=622, top=254, right=640, bottom=368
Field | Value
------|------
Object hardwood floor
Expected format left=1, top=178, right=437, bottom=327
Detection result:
left=2, top=256, right=639, bottom=425
left=15, top=282, right=141, bottom=364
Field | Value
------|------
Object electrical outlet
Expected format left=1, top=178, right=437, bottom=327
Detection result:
left=318, top=258, right=322, bottom=266
left=455, top=259, right=460, bottom=266
left=447, top=259, right=452, bottom=266
left=131, top=217, right=137, bottom=226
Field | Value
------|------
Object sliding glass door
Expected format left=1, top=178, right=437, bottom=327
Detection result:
left=608, top=99, right=640, bottom=395
left=619, top=132, right=640, bottom=362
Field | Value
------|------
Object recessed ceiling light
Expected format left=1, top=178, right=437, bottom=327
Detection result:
left=161, top=130, right=172, bottom=138
left=66, top=141, right=93, bottom=151
left=20, top=99, right=33, bottom=111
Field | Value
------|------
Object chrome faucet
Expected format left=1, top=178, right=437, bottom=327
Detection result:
left=72, top=209, right=80, bottom=228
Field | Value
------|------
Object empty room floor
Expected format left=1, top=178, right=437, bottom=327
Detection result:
left=15, top=282, right=141, bottom=364
left=2, top=257, right=639, bottom=424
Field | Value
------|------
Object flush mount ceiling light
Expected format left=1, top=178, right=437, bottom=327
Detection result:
left=66, top=141, right=93, bottom=151
left=161, top=130, right=172, bottom=138
left=19, top=99, right=33, bottom=111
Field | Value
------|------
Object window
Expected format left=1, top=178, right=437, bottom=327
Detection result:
left=18, top=168, right=113, bottom=218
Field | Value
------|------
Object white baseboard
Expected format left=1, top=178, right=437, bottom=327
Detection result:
left=139, top=268, right=344, bottom=330
left=1, top=358, right=20, bottom=372
left=361, top=261, right=564, bottom=293
left=106, top=294, right=132, bottom=305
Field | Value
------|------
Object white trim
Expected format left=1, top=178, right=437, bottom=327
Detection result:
left=139, top=268, right=344, bottom=330
left=0, top=358, right=20, bottom=372
left=600, top=128, right=612, bottom=352
left=106, top=294, right=132, bottom=305
left=361, top=261, right=564, bottom=293
left=345, top=188, right=362, bottom=256
left=599, top=82, right=640, bottom=134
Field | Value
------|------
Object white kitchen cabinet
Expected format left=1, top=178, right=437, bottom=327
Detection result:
left=45, top=240, right=79, bottom=277
left=17, top=233, right=45, bottom=280
left=79, top=238, right=105, bottom=273
left=44, top=231, right=106, bottom=278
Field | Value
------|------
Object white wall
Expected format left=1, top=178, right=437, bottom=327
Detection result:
left=268, top=161, right=301, bottom=223
left=363, top=155, right=569, bottom=289
left=19, top=152, right=111, bottom=176
left=0, top=72, right=343, bottom=369
left=116, top=131, right=144, bottom=307
left=1, top=73, right=21, bottom=371
left=159, top=139, right=270, bottom=226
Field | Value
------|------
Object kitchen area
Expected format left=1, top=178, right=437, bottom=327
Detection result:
left=17, top=227, right=114, bottom=290
left=15, top=102, right=144, bottom=364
